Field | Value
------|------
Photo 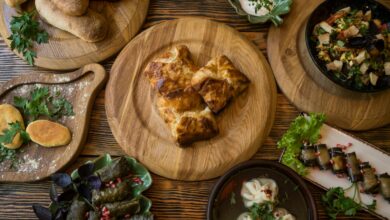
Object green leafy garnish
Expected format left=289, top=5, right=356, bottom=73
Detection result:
left=0, top=121, right=29, bottom=167
left=249, top=201, right=275, bottom=220
left=7, top=11, right=48, bottom=65
left=14, top=87, right=74, bottom=122
left=278, top=113, right=326, bottom=175
left=322, top=186, right=376, bottom=219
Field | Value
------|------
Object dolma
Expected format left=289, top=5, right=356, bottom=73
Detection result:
left=97, top=157, right=132, bottom=183
left=66, top=199, right=88, bottom=220
left=103, top=199, right=140, bottom=218
left=92, top=181, right=131, bottom=205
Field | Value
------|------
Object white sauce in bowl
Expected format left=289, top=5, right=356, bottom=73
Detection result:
left=241, top=178, right=278, bottom=208
left=239, top=0, right=274, bottom=16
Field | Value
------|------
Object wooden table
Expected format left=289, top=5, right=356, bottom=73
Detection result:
left=0, top=1, right=389, bottom=219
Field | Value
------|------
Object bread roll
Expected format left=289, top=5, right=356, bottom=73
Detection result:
left=5, top=0, right=27, bottom=8
left=36, top=0, right=107, bottom=42
left=0, top=104, right=25, bottom=149
left=51, top=0, right=89, bottom=16
left=26, top=120, right=71, bottom=147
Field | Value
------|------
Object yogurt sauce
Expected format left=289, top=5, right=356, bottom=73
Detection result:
left=239, top=0, right=275, bottom=16
left=241, top=178, right=278, bottom=208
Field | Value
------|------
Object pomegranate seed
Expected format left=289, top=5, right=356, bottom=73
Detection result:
left=336, top=144, right=342, bottom=147
left=348, top=143, right=352, bottom=147
left=109, top=181, right=113, bottom=184
left=346, top=163, right=351, bottom=168
left=117, top=177, right=122, bottom=183
left=329, top=160, right=334, bottom=164
left=125, top=214, right=131, bottom=218
left=102, top=207, right=108, bottom=212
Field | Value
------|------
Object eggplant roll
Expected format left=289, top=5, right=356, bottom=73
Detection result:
left=92, top=181, right=131, bottom=205
left=360, top=162, right=379, bottom=193
left=103, top=199, right=141, bottom=218
left=66, top=199, right=88, bottom=220
left=346, top=152, right=362, bottom=182
left=379, top=173, right=390, bottom=202
left=315, top=144, right=331, bottom=170
left=329, top=148, right=346, bottom=174
left=97, top=157, right=132, bottom=183
left=300, top=145, right=317, bottom=167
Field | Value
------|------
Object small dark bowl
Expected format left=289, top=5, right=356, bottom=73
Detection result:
left=207, top=160, right=317, bottom=220
left=306, top=0, right=390, bottom=93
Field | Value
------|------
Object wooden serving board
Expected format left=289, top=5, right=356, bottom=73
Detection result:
left=0, top=63, right=107, bottom=182
left=281, top=120, right=390, bottom=219
left=105, top=17, right=277, bottom=181
left=0, top=0, right=149, bottom=70
left=267, top=0, right=390, bottom=131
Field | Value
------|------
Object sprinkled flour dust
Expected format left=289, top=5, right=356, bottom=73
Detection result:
left=0, top=74, right=94, bottom=177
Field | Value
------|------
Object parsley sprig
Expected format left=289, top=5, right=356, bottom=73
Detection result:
left=322, top=185, right=376, bottom=219
left=278, top=113, right=326, bottom=175
left=7, top=11, right=48, bottom=65
left=249, top=201, right=275, bottom=220
left=14, top=87, right=74, bottom=122
left=0, top=121, right=30, bottom=168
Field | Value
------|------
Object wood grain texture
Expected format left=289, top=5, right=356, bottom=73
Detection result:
left=268, top=0, right=390, bottom=131
left=0, top=63, right=107, bottom=182
left=106, top=17, right=277, bottom=181
left=0, top=0, right=149, bottom=70
left=0, top=0, right=389, bottom=219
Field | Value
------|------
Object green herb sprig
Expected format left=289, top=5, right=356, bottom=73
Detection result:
left=0, top=121, right=30, bottom=168
left=7, top=11, right=48, bottom=65
left=14, top=87, right=74, bottom=122
left=322, top=185, right=376, bottom=219
left=249, top=201, right=275, bottom=220
left=277, top=113, right=326, bottom=175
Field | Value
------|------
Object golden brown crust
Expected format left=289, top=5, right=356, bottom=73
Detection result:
left=26, top=120, right=71, bottom=147
left=51, top=0, right=89, bottom=16
left=192, top=55, right=250, bottom=113
left=145, top=45, right=219, bottom=145
left=0, top=104, right=25, bottom=149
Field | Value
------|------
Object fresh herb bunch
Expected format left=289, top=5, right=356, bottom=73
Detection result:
left=249, top=201, right=275, bottom=220
left=277, top=113, right=326, bottom=175
left=0, top=121, right=30, bottom=167
left=8, top=11, right=48, bottom=65
left=14, top=87, right=74, bottom=122
left=322, top=186, right=376, bottom=219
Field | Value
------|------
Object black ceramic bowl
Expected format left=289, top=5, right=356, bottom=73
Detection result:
left=207, top=160, right=317, bottom=220
left=306, top=0, right=390, bottom=93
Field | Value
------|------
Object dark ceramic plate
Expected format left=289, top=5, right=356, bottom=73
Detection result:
left=306, top=0, right=390, bottom=93
left=207, top=160, right=317, bottom=220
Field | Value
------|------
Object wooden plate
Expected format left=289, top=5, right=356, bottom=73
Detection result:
left=105, top=18, right=277, bottom=181
left=0, top=0, right=149, bottom=70
left=267, top=0, right=390, bottom=131
left=207, top=160, right=317, bottom=220
left=0, top=63, right=107, bottom=182
left=280, top=120, right=390, bottom=219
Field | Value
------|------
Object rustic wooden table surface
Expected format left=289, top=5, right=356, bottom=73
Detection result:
left=0, top=0, right=389, bottom=219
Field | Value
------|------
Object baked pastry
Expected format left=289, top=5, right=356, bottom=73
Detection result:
left=191, top=55, right=250, bottom=113
left=157, top=97, right=218, bottom=145
left=0, top=104, right=25, bottom=149
left=144, top=45, right=219, bottom=145
left=26, top=120, right=71, bottom=147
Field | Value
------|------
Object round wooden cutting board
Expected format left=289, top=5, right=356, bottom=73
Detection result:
left=0, top=0, right=149, bottom=70
left=268, top=0, right=390, bottom=131
left=0, top=64, right=108, bottom=182
left=106, top=18, right=277, bottom=181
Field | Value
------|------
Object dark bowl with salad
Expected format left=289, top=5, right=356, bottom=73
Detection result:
left=306, top=0, right=390, bottom=92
